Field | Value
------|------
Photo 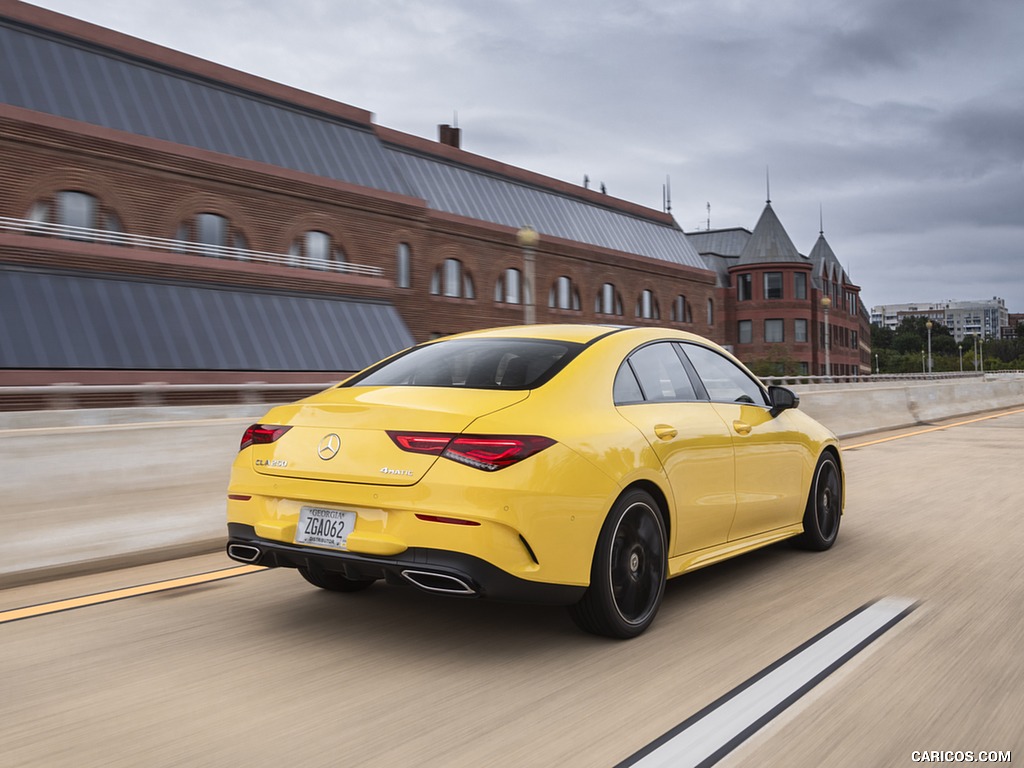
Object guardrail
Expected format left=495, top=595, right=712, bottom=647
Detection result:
left=0, top=215, right=384, bottom=278
left=0, top=382, right=336, bottom=412
left=3, top=372, right=1022, bottom=412
left=761, top=371, right=1024, bottom=386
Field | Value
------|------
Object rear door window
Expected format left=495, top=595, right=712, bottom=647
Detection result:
left=615, top=342, right=698, bottom=404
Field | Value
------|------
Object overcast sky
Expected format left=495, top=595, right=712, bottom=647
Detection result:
left=29, top=0, right=1024, bottom=314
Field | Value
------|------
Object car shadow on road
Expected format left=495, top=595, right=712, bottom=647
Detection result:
left=244, top=539, right=824, bottom=656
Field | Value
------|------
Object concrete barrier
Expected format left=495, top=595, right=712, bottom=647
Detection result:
left=2, top=375, right=1023, bottom=586
left=795, top=374, right=1024, bottom=438
left=0, top=404, right=269, bottom=586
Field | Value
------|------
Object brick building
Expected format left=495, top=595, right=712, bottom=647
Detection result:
left=0, top=1, right=865, bottom=388
left=689, top=202, right=871, bottom=377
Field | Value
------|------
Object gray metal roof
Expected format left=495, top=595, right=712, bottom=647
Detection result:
left=0, top=22, right=415, bottom=197
left=736, top=203, right=807, bottom=266
left=807, top=233, right=848, bottom=289
left=0, top=268, right=413, bottom=371
left=0, top=18, right=704, bottom=270
left=387, top=148, right=706, bottom=267
left=686, top=228, right=751, bottom=258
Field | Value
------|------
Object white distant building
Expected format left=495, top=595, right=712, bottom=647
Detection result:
left=870, top=298, right=1008, bottom=342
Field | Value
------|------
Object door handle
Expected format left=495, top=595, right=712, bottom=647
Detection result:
left=654, top=424, right=678, bottom=441
left=732, top=420, right=752, bottom=436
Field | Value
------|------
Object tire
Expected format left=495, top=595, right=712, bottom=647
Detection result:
left=568, top=489, right=667, bottom=639
left=796, top=452, right=842, bottom=551
left=299, top=565, right=377, bottom=592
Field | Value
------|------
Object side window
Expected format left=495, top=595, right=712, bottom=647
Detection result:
left=613, top=364, right=644, bottom=404
left=680, top=344, right=768, bottom=406
left=618, top=343, right=697, bottom=404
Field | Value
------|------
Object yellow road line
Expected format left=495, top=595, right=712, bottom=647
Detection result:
left=844, top=407, right=1024, bottom=450
left=0, top=565, right=265, bottom=625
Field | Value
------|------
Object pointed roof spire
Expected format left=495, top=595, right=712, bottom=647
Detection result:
left=737, top=199, right=802, bottom=266
left=819, top=204, right=824, bottom=236
left=808, top=228, right=847, bottom=289
left=766, top=166, right=771, bottom=204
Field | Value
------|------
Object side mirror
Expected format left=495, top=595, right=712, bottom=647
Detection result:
left=768, top=385, right=800, bottom=416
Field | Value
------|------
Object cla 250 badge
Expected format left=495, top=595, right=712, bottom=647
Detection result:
left=255, top=459, right=288, bottom=468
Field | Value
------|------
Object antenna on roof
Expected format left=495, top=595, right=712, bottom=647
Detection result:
left=706, top=201, right=711, bottom=230
left=819, top=204, right=824, bottom=236
left=583, top=174, right=590, bottom=189
left=766, top=166, right=771, bottom=204
left=663, top=175, right=672, bottom=214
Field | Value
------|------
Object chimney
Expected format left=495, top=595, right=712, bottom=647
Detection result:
left=438, top=124, right=461, bottom=149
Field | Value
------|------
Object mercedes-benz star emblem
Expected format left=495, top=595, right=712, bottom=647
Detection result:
left=317, top=433, right=341, bottom=460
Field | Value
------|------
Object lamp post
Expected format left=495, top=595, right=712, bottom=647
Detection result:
left=921, top=350, right=925, bottom=374
left=516, top=225, right=539, bottom=325
left=958, top=344, right=963, bottom=372
left=925, top=319, right=933, bottom=374
left=979, top=336, right=984, bottom=373
left=875, top=353, right=879, bottom=375
left=821, top=296, right=831, bottom=380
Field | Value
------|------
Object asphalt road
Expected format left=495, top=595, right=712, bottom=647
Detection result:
left=2, top=409, right=1021, bottom=767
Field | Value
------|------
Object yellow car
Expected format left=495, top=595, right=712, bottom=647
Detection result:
left=226, top=324, right=843, bottom=638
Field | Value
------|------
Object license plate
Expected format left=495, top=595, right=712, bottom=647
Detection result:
left=295, top=506, right=356, bottom=550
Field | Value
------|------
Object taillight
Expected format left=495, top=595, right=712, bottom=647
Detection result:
left=240, top=424, right=291, bottom=451
left=387, top=432, right=453, bottom=455
left=388, top=431, right=555, bottom=472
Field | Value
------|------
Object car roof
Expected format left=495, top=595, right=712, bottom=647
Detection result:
left=439, top=324, right=714, bottom=347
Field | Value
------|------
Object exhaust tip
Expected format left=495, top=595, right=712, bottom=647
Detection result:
left=228, top=543, right=262, bottom=563
left=401, top=569, right=476, bottom=596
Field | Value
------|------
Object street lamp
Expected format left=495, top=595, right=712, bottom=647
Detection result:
left=516, top=225, right=539, bottom=325
left=925, top=319, right=933, bottom=374
left=958, top=344, right=963, bottom=372
left=821, top=296, right=831, bottom=379
left=979, top=336, right=984, bottom=373
left=875, top=353, right=879, bottom=375
left=921, top=350, right=925, bottom=374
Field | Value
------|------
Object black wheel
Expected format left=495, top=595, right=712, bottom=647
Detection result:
left=299, top=566, right=376, bottom=592
left=569, top=489, right=667, bottom=639
left=796, top=453, right=842, bottom=550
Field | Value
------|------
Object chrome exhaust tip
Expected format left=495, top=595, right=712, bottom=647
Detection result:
left=227, top=543, right=262, bottom=563
left=401, top=569, right=476, bottom=595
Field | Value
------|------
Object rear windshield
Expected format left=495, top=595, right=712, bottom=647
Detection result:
left=344, top=338, right=582, bottom=390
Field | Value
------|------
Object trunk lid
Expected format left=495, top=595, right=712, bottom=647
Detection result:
left=249, top=386, right=529, bottom=486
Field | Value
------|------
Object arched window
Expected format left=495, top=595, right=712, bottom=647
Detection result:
left=431, top=258, right=474, bottom=299
left=176, top=212, right=248, bottom=258
left=26, top=190, right=123, bottom=242
left=548, top=276, right=581, bottom=311
left=636, top=289, right=660, bottom=320
left=595, top=283, right=623, bottom=316
left=289, top=230, right=345, bottom=270
left=495, top=267, right=523, bottom=304
left=671, top=295, right=692, bottom=323
left=397, top=243, right=412, bottom=288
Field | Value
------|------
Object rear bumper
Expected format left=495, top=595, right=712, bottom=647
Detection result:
left=227, top=524, right=585, bottom=605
